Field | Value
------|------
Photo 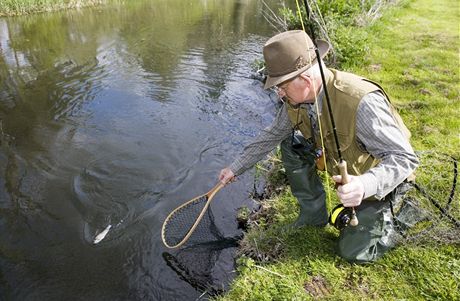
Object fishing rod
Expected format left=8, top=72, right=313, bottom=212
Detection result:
left=300, top=0, right=358, bottom=226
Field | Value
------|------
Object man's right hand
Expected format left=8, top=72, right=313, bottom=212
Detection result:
left=219, top=167, right=235, bottom=185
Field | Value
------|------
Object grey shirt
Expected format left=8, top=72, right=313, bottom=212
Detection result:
left=229, top=91, right=419, bottom=200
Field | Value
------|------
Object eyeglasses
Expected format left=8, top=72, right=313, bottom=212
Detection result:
left=274, top=73, right=313, bottom=95
left=274, top=79, right=293, bottom=95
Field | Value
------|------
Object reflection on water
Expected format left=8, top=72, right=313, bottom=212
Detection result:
left=0, top=0, right=284, bottom=299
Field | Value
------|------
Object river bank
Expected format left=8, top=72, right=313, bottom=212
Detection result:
left=0, top=0, right=113, bottom=16
left=219, top=0, right=459, bottom=300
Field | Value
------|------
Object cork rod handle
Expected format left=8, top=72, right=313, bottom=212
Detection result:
left=338, top=161, right=359, bottom=227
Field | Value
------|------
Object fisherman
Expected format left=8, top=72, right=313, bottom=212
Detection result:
left=218, top=30, right=419, bottom=263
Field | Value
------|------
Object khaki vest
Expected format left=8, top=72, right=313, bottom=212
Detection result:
left=286, top=69, right=411, bottom=176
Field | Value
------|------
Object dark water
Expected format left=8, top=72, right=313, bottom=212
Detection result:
left=0, top=0, right=284, bottom=300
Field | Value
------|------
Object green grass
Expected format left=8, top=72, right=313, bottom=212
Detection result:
left=355, top=0, right=460, bottom=157
left=219, top=0, right=460, bottom=300
left=0, top=0, right=111, bottom=16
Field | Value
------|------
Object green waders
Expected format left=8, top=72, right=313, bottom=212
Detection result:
left=338, top=183, right=413, bottom=263
left=281, top=134, right=401, bottom=263
left=337, top=200, right=395, bottom=263
left=280, top=134, right=328, bottom=227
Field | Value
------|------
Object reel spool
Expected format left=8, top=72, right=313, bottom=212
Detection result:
left=329, top=204, right=355, bottom=230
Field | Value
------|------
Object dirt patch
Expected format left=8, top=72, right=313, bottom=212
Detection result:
left=368, top=64, right=381, bottom=72
left=304, top=275, right=330, bottom=298
left=344, top=271, right=371, bottom=296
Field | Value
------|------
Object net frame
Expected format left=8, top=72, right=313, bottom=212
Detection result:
left=161, top=182, right=224, bottom=249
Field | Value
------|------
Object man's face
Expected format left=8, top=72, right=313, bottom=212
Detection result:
left=275, top=75, right=313, bottom=105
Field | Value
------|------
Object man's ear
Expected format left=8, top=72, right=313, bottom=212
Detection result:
left=298, top=73, right=312, bottom=87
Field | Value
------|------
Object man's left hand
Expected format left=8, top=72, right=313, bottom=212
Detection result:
left=332, top=175, right=365, bottom=207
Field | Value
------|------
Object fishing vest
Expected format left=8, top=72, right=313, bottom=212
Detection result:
left=286, top=68, right=411, bottom=176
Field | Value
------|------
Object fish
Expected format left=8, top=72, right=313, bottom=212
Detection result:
left=93, top=224, right=112, bottom=244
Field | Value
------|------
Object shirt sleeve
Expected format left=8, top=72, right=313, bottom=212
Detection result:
left=356, top=91, right=419, bottom=200
left=229, top=104, right=292, bottom=175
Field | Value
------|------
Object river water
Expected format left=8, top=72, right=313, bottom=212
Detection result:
left=0, top=0, right=286, bottom=299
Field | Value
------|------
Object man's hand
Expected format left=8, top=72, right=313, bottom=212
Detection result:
left=219, top=167, right=235, bottom=185
left=332, top=175, right=365, bottom=207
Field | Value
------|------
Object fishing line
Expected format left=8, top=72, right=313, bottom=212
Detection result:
left=294, top=0, right=332, bottom=207
left=295, top=0, right=359, bottom=225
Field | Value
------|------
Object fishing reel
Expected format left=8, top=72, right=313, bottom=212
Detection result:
left=328, top=204, right=355, bottom=230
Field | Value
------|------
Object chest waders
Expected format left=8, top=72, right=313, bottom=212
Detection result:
left=281, top=134, right=328, bottom=227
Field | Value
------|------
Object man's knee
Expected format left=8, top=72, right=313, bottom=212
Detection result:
left=338, top=240, right=382, bottom=263
left=337, top=201, right=396, bottom=263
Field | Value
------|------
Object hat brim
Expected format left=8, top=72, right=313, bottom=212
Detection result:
left=264, top=39, right=331, bottom=90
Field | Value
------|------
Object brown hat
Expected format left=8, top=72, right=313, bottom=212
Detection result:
left=263, top=30, right=331, bottom=89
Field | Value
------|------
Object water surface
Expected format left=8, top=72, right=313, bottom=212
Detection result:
left=0, top=0, right=283, bottom=299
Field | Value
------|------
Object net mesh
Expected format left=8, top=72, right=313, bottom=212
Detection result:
left=394, top=151, right=459, bottom=244
left=162, top=238, right=238, bottom=297
left=163, top=195, right=224, bottom=248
